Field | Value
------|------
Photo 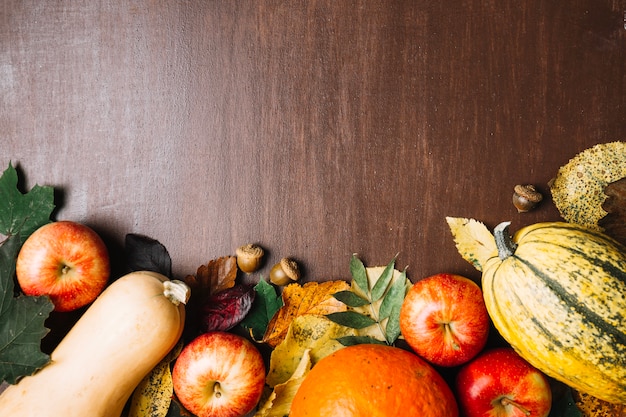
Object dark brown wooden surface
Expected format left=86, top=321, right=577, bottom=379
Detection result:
left=2, top=1, right=626, bottom=285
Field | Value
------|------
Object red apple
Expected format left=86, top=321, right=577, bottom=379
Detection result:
left=399, top=273, right=490, bottom=367
left=15, top=220, right=110, bottom=312
left=172, top=331, right=266, bottom=417
left=456, top=347, right=552, bottom=417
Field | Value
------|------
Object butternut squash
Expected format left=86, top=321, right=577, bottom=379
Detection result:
left=0, top=270, right=189, bottom=416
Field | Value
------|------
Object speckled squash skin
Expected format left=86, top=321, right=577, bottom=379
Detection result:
left=482, top=221, right=626, bottom=404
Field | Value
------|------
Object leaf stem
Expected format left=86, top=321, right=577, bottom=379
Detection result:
left=366, top=299, right=388, bottom=345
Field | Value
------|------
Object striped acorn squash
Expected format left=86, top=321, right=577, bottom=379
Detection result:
left=482, top=221, right=626, bottom=404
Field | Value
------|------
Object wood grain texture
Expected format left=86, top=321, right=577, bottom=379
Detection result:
left=2, top=1, right=625, bottom=285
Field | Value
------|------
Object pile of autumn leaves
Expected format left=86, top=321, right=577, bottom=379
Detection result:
left=174, top=253, right=409, bottom=417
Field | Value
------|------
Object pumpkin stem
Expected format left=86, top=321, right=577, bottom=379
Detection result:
left=494, top=222, right=517, bottom=260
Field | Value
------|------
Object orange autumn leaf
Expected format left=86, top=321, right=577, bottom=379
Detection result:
left=263, top=280, right=350, bottom=348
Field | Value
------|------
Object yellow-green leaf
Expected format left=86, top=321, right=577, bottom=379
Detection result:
left=446, top=216, right=496, bottom=271
left=266, top=315, right=355, bottom=388
left=255, top=349, right=313, bottom=417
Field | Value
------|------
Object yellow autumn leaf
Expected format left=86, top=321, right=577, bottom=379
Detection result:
left=262, top=280, right=350, bottom=348
left=266, top=315, right=355, bottom=387
left=128, top=343, right=182, bottom=417
left=255, top=349, right=313, bottom=417
left=446, top=216, right=496, bottom=271
left=349, top=266, right=410, bottom=343
left=549, top=141, right=626, bottom=230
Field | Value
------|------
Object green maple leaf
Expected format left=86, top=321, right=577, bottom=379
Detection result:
left=0, top=163, right=56, bottom=384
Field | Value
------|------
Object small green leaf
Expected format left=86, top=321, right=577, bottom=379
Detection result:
left=384, top=306, right=402, bottom=344
left=333, top=290, right=369, bottom=307
left=239, top=278, right=283, bottom=340
left=378, top=268, right=407, bottom=320
left=336, top=336, right=387, bottom=346
left=370, top=255, right=397, bottom=302
left=349, top=254, right=369, bottom=294
left=326, top=311, right=377, bottom=329
left=383, top=269, right=409, bottom=344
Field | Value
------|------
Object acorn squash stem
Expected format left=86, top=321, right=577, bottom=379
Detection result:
left=494, top=222, right=517, bottom=260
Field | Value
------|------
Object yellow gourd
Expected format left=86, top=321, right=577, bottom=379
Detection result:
left=483, top=222, right=626, bottom=404
left=0, top=270, right=189, bottom=416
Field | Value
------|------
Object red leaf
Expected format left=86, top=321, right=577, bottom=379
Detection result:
left=202, top=284, right=255, bottom=332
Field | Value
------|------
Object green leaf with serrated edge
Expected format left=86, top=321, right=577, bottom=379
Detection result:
left=370, top=255, right=397, bottom=302
left=0, top=163, right=55, bottom=240
left=336, top=336, right=387, bottom=346
left=333, top=290, right=369, bottom=307
left=349, top=254, right=369, bottom=295
left=0, top=292, right=54, bottom=383
left=239, top=278, right=283, bottom=341
left=326, top=311, right=377, bottom=329
left=0, top=163, right=56, bottom=384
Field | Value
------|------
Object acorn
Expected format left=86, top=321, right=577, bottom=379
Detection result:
left=269, top=258, right=301, bottom=286
left=235, top=244, right=264, bottom=273
left=512, top=184, right=543, bottom=213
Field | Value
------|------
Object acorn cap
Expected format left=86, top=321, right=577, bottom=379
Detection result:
left=280, top=258, right=301, bottom=281
left=236, top=243, right=264, bottom=258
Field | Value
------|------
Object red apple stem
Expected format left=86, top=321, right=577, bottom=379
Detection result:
left=500, top=397, right=531, bottom=416
left=443, top=323, right=460, bottom=350
left=212, top=382, right=222, bottom=398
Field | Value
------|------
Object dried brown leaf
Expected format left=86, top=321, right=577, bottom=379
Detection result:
left=598, top=177, right=626, bottom=246
left=183, top=256, right=237, bottom=301
left=262, top=280, right=350, bottom=348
